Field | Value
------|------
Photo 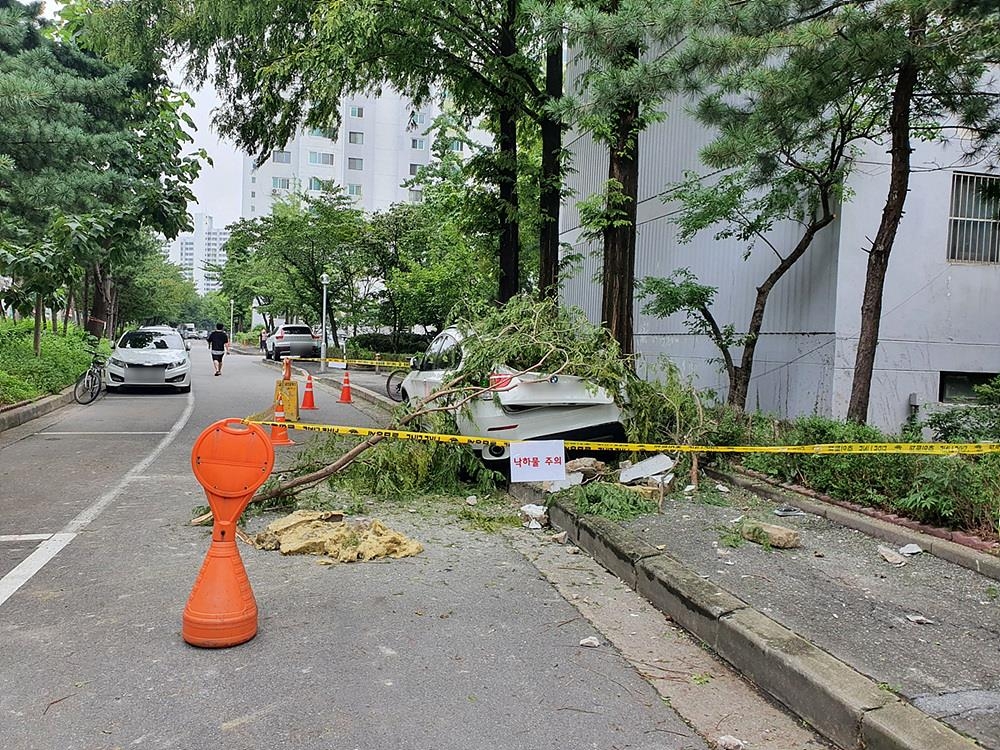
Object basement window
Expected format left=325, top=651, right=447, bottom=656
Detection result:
left=939, top=371, right=999, bottom=403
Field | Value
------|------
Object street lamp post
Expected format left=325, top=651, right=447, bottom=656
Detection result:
left=229, top=299, right=234, bottom=335
left=320, top=273, right=330, bottom=373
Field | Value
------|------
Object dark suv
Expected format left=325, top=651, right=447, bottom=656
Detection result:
left=264, top=324, right=321, bottom=360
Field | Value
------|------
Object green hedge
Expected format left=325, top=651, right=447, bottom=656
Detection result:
left=739, top=414, right=998, bottom=537
left=0, top=320, right=95, bottom=405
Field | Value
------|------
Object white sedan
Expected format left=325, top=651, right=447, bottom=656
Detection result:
left=105, top=327, right=192, bottom=393
left=400, top=327, right=624, bottom=463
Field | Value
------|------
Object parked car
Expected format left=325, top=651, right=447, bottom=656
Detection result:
left=400, top=327, right=625, bottom=463
left=265, top=324, right=321, bottom=360
left=106, top=327, right=192, bottom=393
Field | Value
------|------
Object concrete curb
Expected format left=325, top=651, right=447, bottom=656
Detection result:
left=523, top=488, right=980, bottom=750
left=0, top=387, right=75, bottom=433
left=706, top=467, right=1000, bottom=582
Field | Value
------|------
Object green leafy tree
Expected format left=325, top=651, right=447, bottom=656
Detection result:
left=80, top=0, right=568, bottom=301
left=703, top=0, right=1000, bottom=422
left=556, top=0, right=683, bottom=358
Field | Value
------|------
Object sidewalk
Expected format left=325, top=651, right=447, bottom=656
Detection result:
left=513, top=475, right=1000, bottom=750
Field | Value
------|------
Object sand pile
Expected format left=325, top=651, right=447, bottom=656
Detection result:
left=252, top=509, right=423, bottom=562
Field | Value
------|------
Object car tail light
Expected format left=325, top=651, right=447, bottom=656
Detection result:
left=489, top=373, right=513, bottom=390
left=276, top=330, right=284, bottom=340
left=312, top=332, right=320, bottom=340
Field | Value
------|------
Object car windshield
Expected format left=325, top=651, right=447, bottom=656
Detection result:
left=282, top=326, right=312, bottom=335
left=119, top=331, right=184, bottom=350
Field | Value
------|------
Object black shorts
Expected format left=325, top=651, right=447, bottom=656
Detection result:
left=211, top=352, right=225, bottom=362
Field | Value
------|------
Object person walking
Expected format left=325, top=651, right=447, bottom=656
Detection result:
left=207, top=323, right=230, bottom=376
left=259, top=328, right=267, bottom=354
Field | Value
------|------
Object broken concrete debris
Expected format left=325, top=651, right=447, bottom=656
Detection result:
left=465, top=495, right=478, bottom=506
left=579, top=636, right=601, bottom=648
left=564, top=457, right=607, bottom=477
left=773, top=505, right=807, bottom=518
left=550, top=531, right=568, bottom=544
left=252, top=509, right=423, bottom=562
left=906, top=613, right=935, bottom=625
left=714, top=483, right=731, bottom=494
left=878, top=545, right=908, bottom=567
left=619, top=453, right=676, bottom=484
left=898, top=543, right=923, bottom=556
left=520, top=503, right=549, bottom=529
left=716, top=736, right=746, bottom=750
left=740, top=520, right=802, bottom=549
left=544, top=471, right=584, bottom=493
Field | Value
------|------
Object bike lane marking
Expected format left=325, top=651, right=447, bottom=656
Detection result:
left=0, top=390, right=195, bottom=608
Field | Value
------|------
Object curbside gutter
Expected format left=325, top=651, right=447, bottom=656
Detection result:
left=0, top=387, right=75, bottom=433
left=511, top=484, right=981, bottom=750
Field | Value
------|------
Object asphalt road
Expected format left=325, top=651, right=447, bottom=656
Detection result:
left=0, top=352, right=717, bottom=750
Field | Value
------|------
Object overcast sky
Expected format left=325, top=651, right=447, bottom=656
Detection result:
left=182, top=81, right=244, bottom=228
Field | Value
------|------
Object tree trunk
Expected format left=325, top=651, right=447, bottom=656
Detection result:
left=50, top=299, right=58, bottom=334
left=62, top=287, right=73, bottom=335
left=728, top=213, right=835, bottom=410
left=601, top=100, right=640, bottom=359
left=33, top=293, right=42, bottom=356
left=847, top=47, right=919, bottom=423
left=497, top=0, right=520, bottom=303
left=538, top=36, right=564, bottom=298
left=87, top=264, right=112, bottom=339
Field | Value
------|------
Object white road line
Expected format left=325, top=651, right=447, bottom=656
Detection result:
left=38, top=431, right=170, bottom=436
left=0, top=391, right=195, bottom=608
left=0, top=534, right=53, bottom=542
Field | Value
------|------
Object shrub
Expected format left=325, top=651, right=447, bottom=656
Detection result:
left=924, top=406, right=1000, bottom=443
left=743, top=415, right=918, bottom=509
left=348, top=331, right=433, bottom=355
left=0, top=321, right=93, bottom=405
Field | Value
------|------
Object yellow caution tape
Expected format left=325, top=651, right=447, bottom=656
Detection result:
left=245, top=419, right=1000, bottom=455
left=290, top=356, right=411, bottom=368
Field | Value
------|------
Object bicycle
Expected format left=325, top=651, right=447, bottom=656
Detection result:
left=385, top=368, right=409, bottom=402
left=74, top=349, right=107, bottom=405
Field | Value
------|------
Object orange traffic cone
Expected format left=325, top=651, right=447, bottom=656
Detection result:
left=183, top=419, right=275, bottom=648
left=301, top=374, right=317, bottom=410
left=338, top=370, right=353, bottom=404
left=282, top=357, right=292, bottom=381
left=269, top=396, right=295, bottom=446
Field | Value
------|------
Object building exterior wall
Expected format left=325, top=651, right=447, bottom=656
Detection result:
left=241, top=91, right=459, bottom=217
left=831, top=139, right=1000, bottom=430
left=166, top=213, right=230, bottom=295
left=562, top=91, right=1000, bottom=432
left=561, top=94, right=840, bottom=421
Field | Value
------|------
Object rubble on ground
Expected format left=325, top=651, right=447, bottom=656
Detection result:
left=740, top=519, right=801, bottom=549
left=564, top=457, right=607, bottom=477
left=619, top=454, right=676, bottom=484
left=252, top=509, right=423, bottom=562
left=520, top=503, right=549, bottom=529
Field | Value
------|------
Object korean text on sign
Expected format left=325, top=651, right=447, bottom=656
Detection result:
left=509, top=440, right=567, bottom=483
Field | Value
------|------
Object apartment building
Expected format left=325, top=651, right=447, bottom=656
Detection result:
left=241, top=92, right=469, bottom=216
left=165, top=213, right=230, bottom=295
left=560, top=95, right=1000, bottom=432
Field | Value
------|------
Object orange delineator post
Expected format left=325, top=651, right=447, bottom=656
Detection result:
left=269, top=396, right=295, bottom=446
left=182, top=419, right=274, bottom=648
left=338, top=370, right=353, bottom=404
left=301, top=374, right=317, bottom=410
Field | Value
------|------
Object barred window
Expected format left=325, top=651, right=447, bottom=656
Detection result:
left=948, top=172, right=1000, bottom=263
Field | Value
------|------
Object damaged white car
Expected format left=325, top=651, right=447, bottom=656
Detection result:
left=399, top=327, right=625, bottom=463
